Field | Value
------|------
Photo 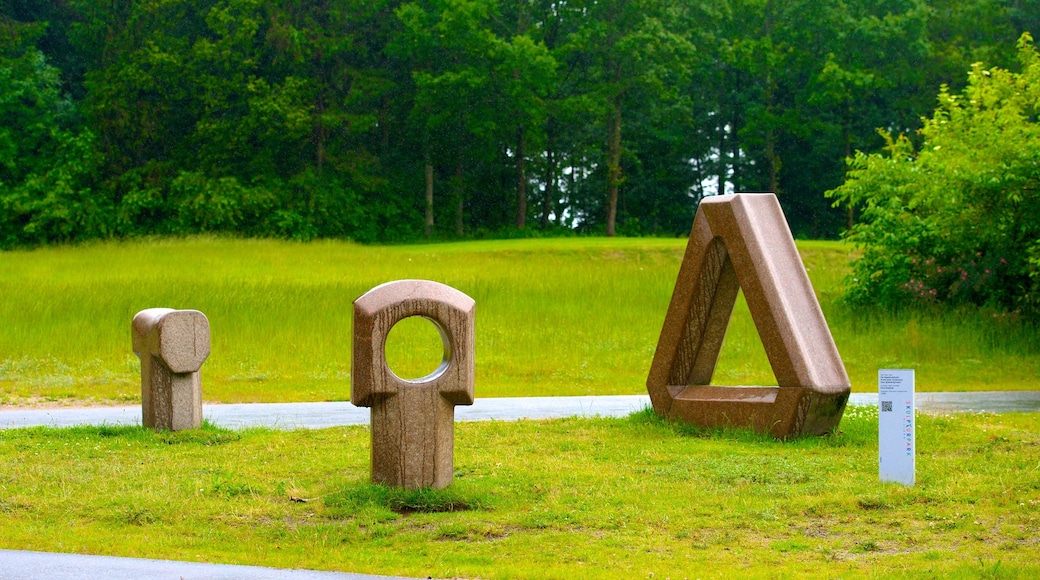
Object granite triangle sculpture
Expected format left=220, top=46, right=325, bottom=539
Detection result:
left=646, top=193, right=850, bottom=438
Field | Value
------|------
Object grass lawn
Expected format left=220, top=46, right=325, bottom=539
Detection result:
left=1, top=236, right=1039, bottom=406
left=0, top=408, right=1038, bottom=578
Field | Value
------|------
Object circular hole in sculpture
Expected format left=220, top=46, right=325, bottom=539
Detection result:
left=384, top=315, right=451, bottom=383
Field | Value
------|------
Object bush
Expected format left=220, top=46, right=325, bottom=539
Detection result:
left=168, top=171, right=275, bottom=235
left=828, top=34, right=1040, bottom=319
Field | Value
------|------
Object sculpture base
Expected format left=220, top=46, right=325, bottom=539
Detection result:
left=664, top=385, right=850, bottom=439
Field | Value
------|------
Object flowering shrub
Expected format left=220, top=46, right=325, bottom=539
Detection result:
left=828, top=34, right=1040, bottom=319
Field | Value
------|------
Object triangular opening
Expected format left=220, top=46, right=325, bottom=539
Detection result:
left=712, top=289, right=778, bottom=387
left=657, top=236, right=780, bottom=393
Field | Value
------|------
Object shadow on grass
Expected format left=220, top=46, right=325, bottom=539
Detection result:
left=626, top=404, right=877, bottom=448
left=17, top=419, right=242, bottom=446
left=325, top=483, right=488, bottom=516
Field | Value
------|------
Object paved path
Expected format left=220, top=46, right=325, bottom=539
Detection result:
left=0, top=549, right=410, bottom=580
left=2, top=392, right=1039, bottom=430
left=1, top=391, right=1038, bottom=579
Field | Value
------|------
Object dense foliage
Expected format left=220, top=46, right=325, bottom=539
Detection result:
left=1, top=0, right=1038, bottom=247
left=828, top=34, right=1040, bottom=318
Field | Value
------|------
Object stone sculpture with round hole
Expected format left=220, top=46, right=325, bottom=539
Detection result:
left=351, top=280, right=475, bottom=489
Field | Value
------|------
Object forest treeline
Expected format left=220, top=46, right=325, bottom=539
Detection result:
left=1, top=0, right=1038, bottom=247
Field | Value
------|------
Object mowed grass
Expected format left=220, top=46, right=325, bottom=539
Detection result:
left=1, top=236, right=1039, bottom=406
left=0, top=409, right=1038, bottom=578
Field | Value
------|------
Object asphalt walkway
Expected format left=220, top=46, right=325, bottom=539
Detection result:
left=2, top=391, right=1039, bottom=579
left=0, top=550, right=410, bottom=580
left=2, top=392, right=1040, bottom=430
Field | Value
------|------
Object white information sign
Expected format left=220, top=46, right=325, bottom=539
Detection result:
left=878, top=369, right=915, bottom=486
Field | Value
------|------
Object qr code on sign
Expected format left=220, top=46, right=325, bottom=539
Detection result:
left=881, top=401, right=893, bottom=412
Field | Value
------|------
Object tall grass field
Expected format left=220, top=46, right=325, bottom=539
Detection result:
left=1, top=236, right=1038, bottom=406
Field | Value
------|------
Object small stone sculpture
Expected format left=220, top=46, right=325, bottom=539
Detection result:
left=132, top=308, right=210, bottom=431
left=352, top=280, right=475, bottom=490
left=647, top=193, right=850, bottom=438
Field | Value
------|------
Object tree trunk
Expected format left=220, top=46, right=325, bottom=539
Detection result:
left=605, top=93, right=623, bottom=237
left=313, top=49, right=327, bottom=178
left=566, top=149, right=577, bottom=227
left=844, top=106, right=855, bottom=230
left=730, top=108, right=741, bottom=192
left=379, top=94, right=391, bottom=154
left=314, top=102, right=327, bottom=173
left=516, top=125, right=527, bottom=229
left=311, top=90, right=327, bottom=213
left=717, top=113, right=727, bottom=196
left=424, top=158, right=434, bottom=238
left=453, top=112, right=465, bottom=237
left=763, top=0, right=779, bottom=195
left=765, top=129, right=780, bottom=194
left=454, top=158, right=464, bottom=236
left=542, top=118, right=557, bottom=228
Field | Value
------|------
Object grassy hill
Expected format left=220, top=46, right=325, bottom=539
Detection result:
left=1, top=236, right=1038, bottom=406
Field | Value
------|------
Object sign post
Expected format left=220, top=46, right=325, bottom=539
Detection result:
left=878, top=369, right=915, bottom=486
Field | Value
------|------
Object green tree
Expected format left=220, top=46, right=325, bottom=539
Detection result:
left=0, top=15, right=104, bottom=248
left=70, top=0, right=396, bottom=240
left=8, top=0, right=1040, bottom=247
left=1, top=0, right=85, bottom=97
left=562, top=0, right=696, bottom=236
left=712, top=0, right=933, bottom=239
left=395, top=0, right=555, bottom=236
left=614, top=1, right=718, bottom=235
left=396, top=0, right=495, bottom=236
left=494, top=1, right=556, bottom=230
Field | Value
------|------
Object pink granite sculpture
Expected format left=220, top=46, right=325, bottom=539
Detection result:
left=647, top=193, right=850, bottom=438
left=352, top=280, right=475, bottom=489
left=132, top=308, right=210, bottom=431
